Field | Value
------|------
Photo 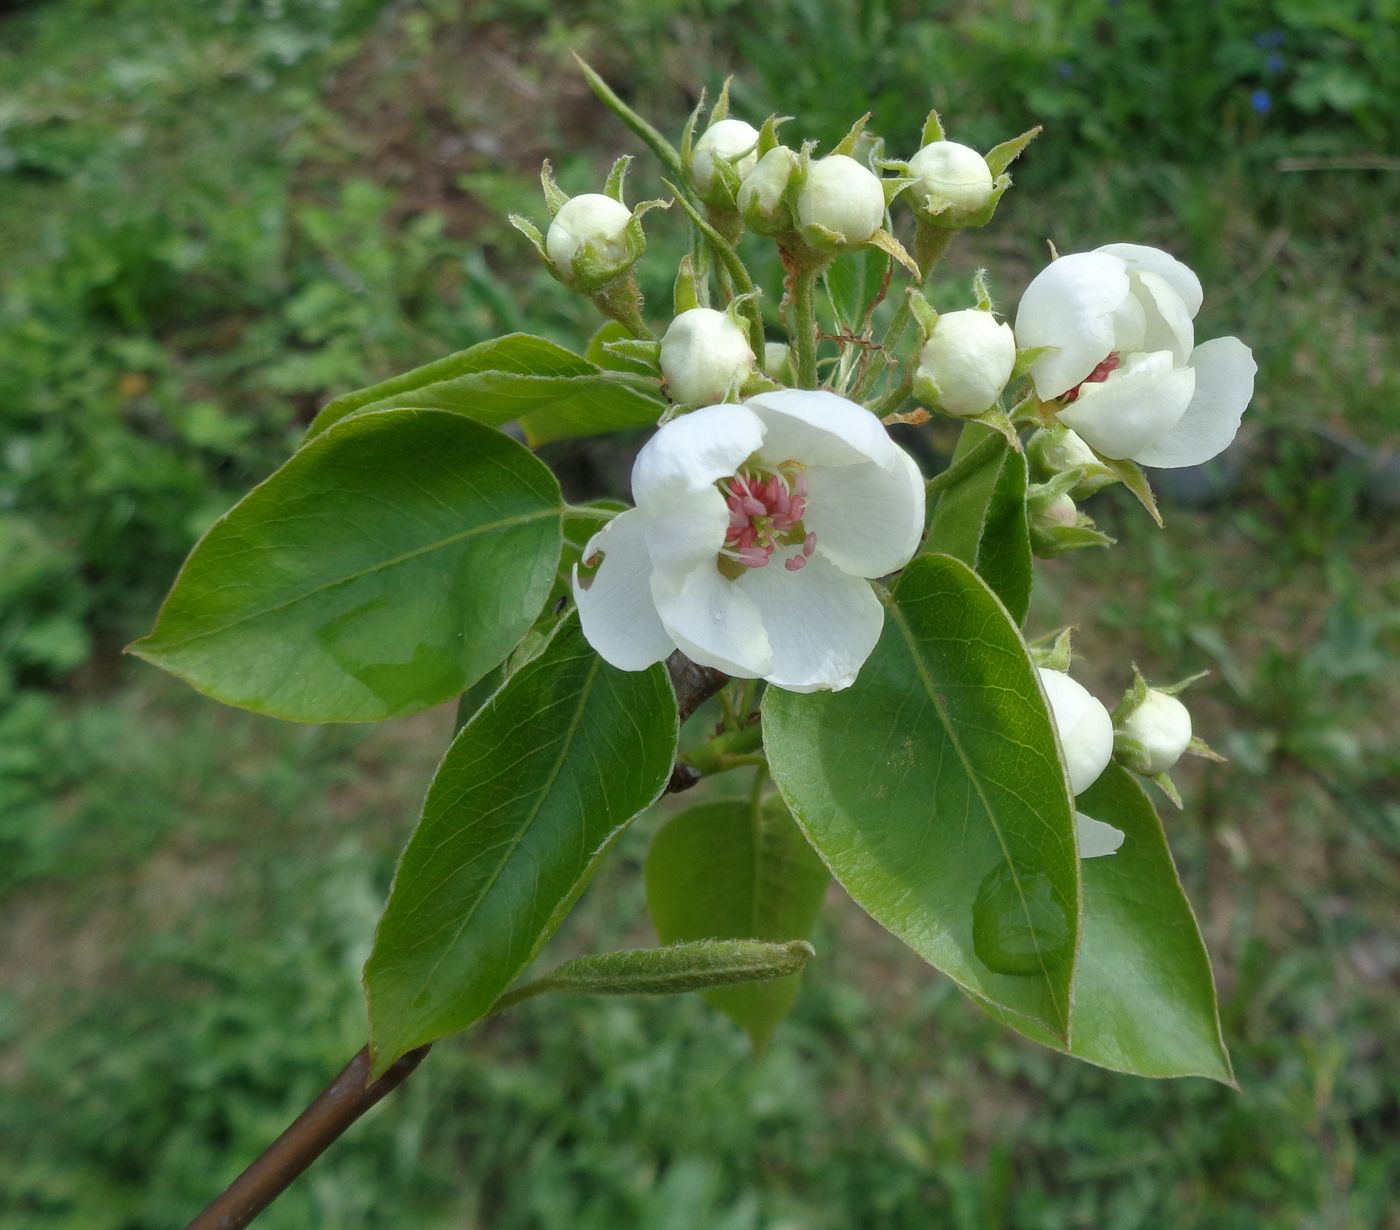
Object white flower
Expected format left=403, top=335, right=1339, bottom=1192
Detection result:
left=1014, top=244, right=1257, bottom=468
left=545, top=193, right=635, bottom=283
left=907, top=140, right=994, bottom=214
left=1117, top=687, right=1192, bottom=775
left=1038, top=667, right=1123, bottom=858
left=692, top=118, right=760, bottom=200
left=572, top=390, right=925, bottom=692
left=659, top=308, right=757, bottom=407
left=914, top=308, right=1016, bottom=415
left=796, top=154, right=886, bottom=245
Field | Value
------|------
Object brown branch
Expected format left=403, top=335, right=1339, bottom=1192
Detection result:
left=184, top=1044, right=430, bottom=1230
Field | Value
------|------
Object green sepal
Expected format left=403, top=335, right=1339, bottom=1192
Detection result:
left=603, top=154, right=633, bottom=204
left=1028, top=627, right=1075, bottom=673
left=984, top=125, right=1042, bottom=176
left=972, top=267, right=994, bottom=312
left=711, top=75, right=735, bottom=123
left=508, top=213, right=549, bottom=263
left=1095, top=453, right=1163, bottom=526
left=539, top=159, right=569, bottom=216
left=919, top=108, right=946, bottom=145
left=756, top=113, right=791, bottom=156
left=831, top=111, right=871, bottom=157
left=1011, top=346, right=1055, bottom=381
left=867, top=227, right=919, bottom=278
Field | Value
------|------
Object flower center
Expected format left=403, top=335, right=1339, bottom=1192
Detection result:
left=1062, top=352, right=1122, bottom=403
left=716, top=461, right=817, bottom=578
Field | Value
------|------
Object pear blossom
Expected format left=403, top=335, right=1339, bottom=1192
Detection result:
left=1038, top=667, right=1124, bottom=858
left=907, top=140, right=994, bottom=215
left=914, top=308, right=1016, bottom=415
left=1015, top=244, right=1257, bottom=468
left=572, top=390, right=924, bottom=692
left=659, top=308, right=757, bottom=406
left=796, top=154, right=886, bottom=245
left=1116, top=687, right=1193, bottom=776
left=544, top=192, right=639, bottom=289
left=692, top=118, right=760, bottom=200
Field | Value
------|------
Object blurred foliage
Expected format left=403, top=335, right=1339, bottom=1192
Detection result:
left=1, top=0, right=1398, bottom=1227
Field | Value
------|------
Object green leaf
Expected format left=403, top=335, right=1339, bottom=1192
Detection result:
left=363, top=613, right=678, bottom=1074
left=825, top=247, right=890, bottom=332
left=131, top=410, right=561, bottom=722
left=926, top=424, right=1032, bottom=624
left=645, top=795, right=830, bottom=1051
left=763, top=553, right=1080, bottom=1042
left=492, top=939, right=816, bottom=1011
left=305, top=332, right=664, bottom=447
left=976, top=765, right=1234, bottom=1083
left=584, top=320, right=660, bottom=378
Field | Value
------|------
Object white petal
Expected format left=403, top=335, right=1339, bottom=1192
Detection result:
left=746, top=389, right=896, bottom=468
left=640, top=485, right=729, bottom=578
left=737, top=554, right=884, bottom=692
left=804, top=446, right=925, bottom=579
left=1038, top=668, right=1114, bottom=796
left=1095, top=243, right=1203, bottom=317
left=1057, top=351, right=1196, bottom=460
left=1132, top=270, right=1194, bottom=365
left=1015, top=251, right=1131, bottom=400
left=1076, top=813, right=1125, bottom=858
left=651, top=564, right=772, bottom=679
left=1131, top=336, right=1257, bottom=469
left=571, top=509, right=674, bottom=671
left=631, top=403, right=765, bottom=508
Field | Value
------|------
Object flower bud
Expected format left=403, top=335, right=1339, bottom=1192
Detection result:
left=1026, top=426, right=1118, bottom=497
left=545, top=193, right=640, bottom=290
left=737, top=145, right=798, bottom=234
left=692, top=118, right=760, bottom=205
left=913, top=309, right=1015, bottom=416
left=1116, top=688, right=1192, bottom=776
left=796, top=154, right=885, bottom=246
left=659, top=308, right=757, bottom=406
left=1038, top=667, right=1114, bottom=796
left=762, top=341, right=793, bottom=383
left=907, top=140, right=994, bottom=217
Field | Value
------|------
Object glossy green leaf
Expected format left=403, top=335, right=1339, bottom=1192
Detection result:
left=492, top=939, right=816, bottom=1012
left=926, top=423, right=1032, bottom=624
left=646, top=795, right=830, bottom=1050
left=763, top=553, right=1080, bottom=1041
left=364, top=613, right=678, bottom=1074
left=977, top=765, right=1235, bottom=1082
left=306, top=332, right=664, bottom=446
left=131, top=409, right=561, bottom=722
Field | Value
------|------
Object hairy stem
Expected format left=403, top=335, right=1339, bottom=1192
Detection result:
left=792, top=267, right=821, bottom=388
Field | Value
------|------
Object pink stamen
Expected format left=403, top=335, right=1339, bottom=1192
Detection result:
left=720, top=462, right=818, bottom=573
left=803, top=532, right=816, bottom=557
left=1063, top=352, right=1122, bottom=403
left=784, top=554, right=807, bottom=571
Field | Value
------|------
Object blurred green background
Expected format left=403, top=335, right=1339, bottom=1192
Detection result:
left=2, top=1, right=1398, bottom=1226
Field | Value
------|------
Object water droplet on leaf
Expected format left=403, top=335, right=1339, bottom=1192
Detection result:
left=971, top=863, right=1071, bottom=976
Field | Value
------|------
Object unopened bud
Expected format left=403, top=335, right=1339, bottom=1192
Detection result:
left=762, top=341, right=793, bottom=383
left=907, top=140, right=994, bottom=218
left=737, top=145, right=798, bottom=234
left=1038, top=667, right=1114, bottom=796
left=692, top=118, right=760, bottom=205
left=659, top=308, right=757, bottom=406
left=914, top=309, right=1015, bottom=416
left=796, top=154, right=885, bottom=246
left=545, top=193, right=640, bottom=290
left=1027, top=426, right=1119, bottom=498
left=1116, top=688, right=1193, bottom=776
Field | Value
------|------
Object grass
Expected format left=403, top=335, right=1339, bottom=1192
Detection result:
left=2, top=1, right=1398, bottom=1227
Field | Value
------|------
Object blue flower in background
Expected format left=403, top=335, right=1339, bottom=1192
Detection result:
left=1250, top=88, right=1273, bottom=115
left=1253, top=29, right=1287, bottom=49
left=1056, top=61, right=1075, bottom=80
left=1265, top=52, right=1285, bottom=75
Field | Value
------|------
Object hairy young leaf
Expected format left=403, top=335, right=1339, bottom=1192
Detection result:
left=763, top=553, right=1080, bottom=1041
left=306, top=332, right=664, bottom=445
left=494, top=939, right=816, bottom=1010
left=926, top=423, right=1032, bottom=623
left=364, top=613, right=678, bottom=1074
left=646, top=796, right=830, bottom=1050
left=826, top=247, right=890, bottom=333
left=131, top=409, right=561, bottom=722
left=977, top=765, right=1234, bottom=1082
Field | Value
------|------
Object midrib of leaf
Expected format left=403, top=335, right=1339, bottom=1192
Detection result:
left=882, top=591, right=1072, bottom=1030
left=396, top=649, right=602, bottom=1025
left=143, top=505, right=558, bottom=651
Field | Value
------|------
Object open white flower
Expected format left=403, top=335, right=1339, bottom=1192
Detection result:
left=1038, top=667, right=1124, bottom=858
left=1014, top=244, right=1257, bottom=468
left=572, top=390, right=924, bottom=692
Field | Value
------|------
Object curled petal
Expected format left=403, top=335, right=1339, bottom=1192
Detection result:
left=1096, top=242, right=1203, bottom=318
left=1132, top=270, right=1194, bottom=365
left=632, top=402, right=765, bottom=508
left=1016, top=251, right=1132, bottom=400
left=1057, top=351, right=1196, bottom=460
left=651, top=564, right=772, bottom=679
left=572, top=510, right=675, bottom=670
left=747, top=388, right=898, bottom=468
left=1075, top=812, right=1126, bottom=858
left=804, top=446, right=925, bottom=579
left=1132, top=336, right=1257, bottom=469
left=737, top=554, right=884, bottom=692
